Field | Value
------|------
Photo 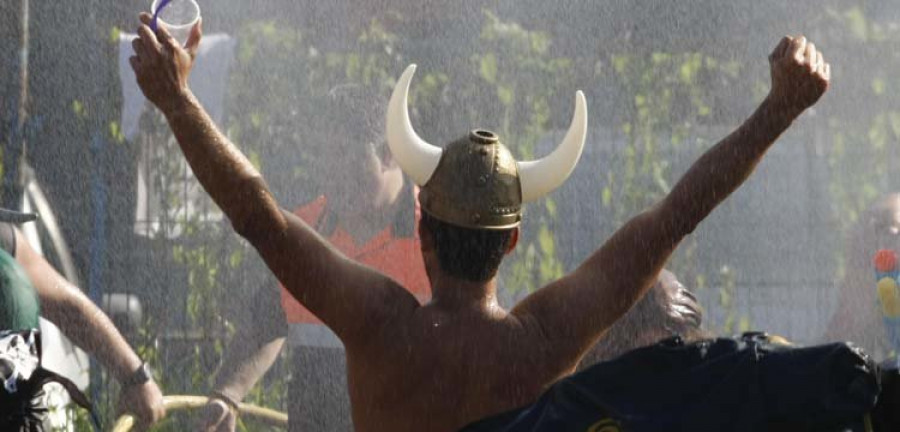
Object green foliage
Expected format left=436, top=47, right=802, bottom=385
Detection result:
left=822, top=5, right=900, bottom=278
left=470, top=11, right=574, bottom=160
left=602, top=51, right=742, bottom=225
left=67, top=3, right=900, bottom=427
left=600, top=46, right=751, bottom=335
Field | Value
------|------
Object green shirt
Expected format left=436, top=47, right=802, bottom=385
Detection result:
left=0, top=248, right=40, bottom=331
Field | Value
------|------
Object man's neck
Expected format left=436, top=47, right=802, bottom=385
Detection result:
left=428, top=274, right=503, bottom=313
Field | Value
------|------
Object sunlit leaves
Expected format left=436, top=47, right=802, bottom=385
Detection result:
left=108, top=121, right=125, bottom=143
left=109, top=26, right=121, bottom=44
left=479, top=53, right=498, bottom=84
left=71, top=100, right=86, bottom=118
left=872, top=77, right=887, bottom=96
left=538, top=224, right=563, bottom=283
left=599, top=46, right=752, bottom=335
left=842, top=6, right=870, bottom=41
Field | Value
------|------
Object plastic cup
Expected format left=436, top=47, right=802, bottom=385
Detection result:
left=150, top=0, right=200, bottom=46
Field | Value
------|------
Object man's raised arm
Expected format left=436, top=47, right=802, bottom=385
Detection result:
left=128, top=14, right=415, bottom=342
left=130, top=15, right=282, bottom=241
left=514, top=36, right=831, bottom=359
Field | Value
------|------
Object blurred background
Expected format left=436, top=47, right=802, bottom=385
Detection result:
left=2, top=0, right=900, bottom=429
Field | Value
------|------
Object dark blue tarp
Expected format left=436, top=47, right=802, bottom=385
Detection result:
left=462, top=333, right=881, bottom=432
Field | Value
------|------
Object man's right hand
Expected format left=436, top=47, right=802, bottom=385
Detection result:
left=767, top=35, right=831, bottom=119
left=197, top=398, right=238, bottom=432
left=117, top=379, right=166, bottom=431
left=130, top=12, right=202, bottom=115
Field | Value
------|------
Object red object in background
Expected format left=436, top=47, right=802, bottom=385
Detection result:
left=874, top=249, right=899, bottom=272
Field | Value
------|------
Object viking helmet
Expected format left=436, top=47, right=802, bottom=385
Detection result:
left=386, top=64, right=587, bottom=229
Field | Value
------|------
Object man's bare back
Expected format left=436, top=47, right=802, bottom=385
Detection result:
left=346, top=297, right=569, bottom=431
left=129, top=12, right=830, bottom=430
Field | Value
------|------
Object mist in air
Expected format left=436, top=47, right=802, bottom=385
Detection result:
left=1, top=0, right=898, bottom=429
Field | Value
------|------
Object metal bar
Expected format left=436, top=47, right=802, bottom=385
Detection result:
left=88, top=131, right=107, bottom=432
left=17, top=0, right=28, bottom=135
left=3, top=0, right=29, bottom=209
left=111, top=395, right=289, bottom=431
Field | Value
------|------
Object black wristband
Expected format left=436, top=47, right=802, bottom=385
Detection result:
left=210, top=390, right=240, bottom=413
left=122, top=362, right=152, bottom=388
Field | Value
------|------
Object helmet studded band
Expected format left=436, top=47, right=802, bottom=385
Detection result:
left=386, top=64, right=588, bottom=229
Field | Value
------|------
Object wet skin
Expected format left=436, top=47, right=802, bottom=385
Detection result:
left=348, top=302, right=562, bottom=430
left=129, top=13, right=830, bottom=431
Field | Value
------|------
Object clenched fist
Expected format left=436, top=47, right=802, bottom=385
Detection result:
left=767, top=35, right=831, bottom=118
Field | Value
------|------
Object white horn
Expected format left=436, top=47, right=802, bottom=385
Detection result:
left=386, top=64, right=443, bottom=186
left=518, top=91, right=588, bottom=203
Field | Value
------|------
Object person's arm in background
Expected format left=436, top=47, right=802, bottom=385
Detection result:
left=200, top=278, right=288, bottom=432
left=578, top=269, right=709, bottom=368
left=14, top=229, right=165, bottom=431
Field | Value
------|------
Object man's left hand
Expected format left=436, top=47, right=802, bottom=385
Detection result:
left=766, top=35, right=831, bottom=119
left=130, top=12, right=202, bottom=114
left=118, top=380, right=166, bottom=431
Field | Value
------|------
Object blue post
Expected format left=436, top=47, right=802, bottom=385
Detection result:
left=88, top=131, right=108, bottom=431
left=2, top=0, right=29, bottom=210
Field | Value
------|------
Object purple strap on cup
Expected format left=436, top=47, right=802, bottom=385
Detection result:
left=150, top=0, right=173, bottom=32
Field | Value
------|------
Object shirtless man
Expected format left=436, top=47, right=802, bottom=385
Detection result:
left=129, top=11, right=829, bottom=430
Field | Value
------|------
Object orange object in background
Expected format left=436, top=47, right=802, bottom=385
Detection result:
left=874, top=249, right=898, bottom=273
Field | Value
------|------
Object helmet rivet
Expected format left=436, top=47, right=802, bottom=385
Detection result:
left=472, top=213, right=481, bottom=222
left=478, top=147, right=490, bottom=156
left=477, top=175, right=487, bottom=185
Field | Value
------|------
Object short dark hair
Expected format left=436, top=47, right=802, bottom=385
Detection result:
left=420, top=211, right=514, bottom=282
